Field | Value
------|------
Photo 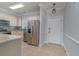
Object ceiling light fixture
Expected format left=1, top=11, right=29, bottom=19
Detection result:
left=52, top=3, right=56, bottom=14
left=9, top=4, right=24, bottom=10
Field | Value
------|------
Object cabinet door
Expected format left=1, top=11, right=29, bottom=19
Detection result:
left=0, top=16, right=18, bottom=26
left=10, top=18, right=17, bottom=26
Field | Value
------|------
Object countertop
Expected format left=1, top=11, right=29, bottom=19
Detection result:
left=0, top=34, right=22, bottom=43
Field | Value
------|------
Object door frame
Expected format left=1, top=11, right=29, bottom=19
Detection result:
left=47, top=16, right=63, bottom=45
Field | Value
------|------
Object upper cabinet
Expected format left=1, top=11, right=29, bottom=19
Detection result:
left=8, top=16, right=18, bottom=26
left=0, top=15, right=21, bottom=26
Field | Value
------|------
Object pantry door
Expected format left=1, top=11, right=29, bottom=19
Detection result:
left=47, top=17, right=63, bottom=44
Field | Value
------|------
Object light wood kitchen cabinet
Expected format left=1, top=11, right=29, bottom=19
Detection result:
left=0, top=15, right=21, bottom=26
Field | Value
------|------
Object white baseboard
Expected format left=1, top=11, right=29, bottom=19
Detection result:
left=44, top=40, right=64, bottom=46
left=39, top=41, right=64, bottom=47
left=39, top=43, right=44, bottom=47
left=64, top=33, right=79, bottom=45
left=39, top=41, right=47, bottom=47
left=39, top=40, right=64, bottom=47
left=61, top=43, right=69, bottom=56
left=63, top=33, right=79, bottom=56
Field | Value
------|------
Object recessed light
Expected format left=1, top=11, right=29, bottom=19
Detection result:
left=9, top=4, right=24, bottom=10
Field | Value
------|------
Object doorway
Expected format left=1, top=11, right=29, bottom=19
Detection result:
left=47, top=17, right=63, bottom=44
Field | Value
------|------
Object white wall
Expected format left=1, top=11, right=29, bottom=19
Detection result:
left=39, top=4, right=47, bottom=46
left=63, top=2, right=79, bottom=55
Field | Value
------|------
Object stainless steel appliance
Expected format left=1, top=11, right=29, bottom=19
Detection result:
left=24, top=20, right=40, bottom=46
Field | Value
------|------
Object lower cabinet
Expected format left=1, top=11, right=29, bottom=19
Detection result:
left=11, top=31, right=24, bottom=40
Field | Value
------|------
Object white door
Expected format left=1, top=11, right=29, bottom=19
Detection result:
left=47, top=17, right=63, bottom=44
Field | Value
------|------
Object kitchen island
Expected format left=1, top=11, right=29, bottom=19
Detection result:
left=0, top=34, right=23, bottom=56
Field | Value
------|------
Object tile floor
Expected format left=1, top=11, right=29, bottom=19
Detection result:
left=22, top=42, right=66, bottom=56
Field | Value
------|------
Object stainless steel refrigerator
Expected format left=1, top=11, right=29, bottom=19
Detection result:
left=24, top=20, right=40, bottom=46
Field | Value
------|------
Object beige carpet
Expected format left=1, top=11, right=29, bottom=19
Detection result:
left=22, top=42, right=66, bottom=56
